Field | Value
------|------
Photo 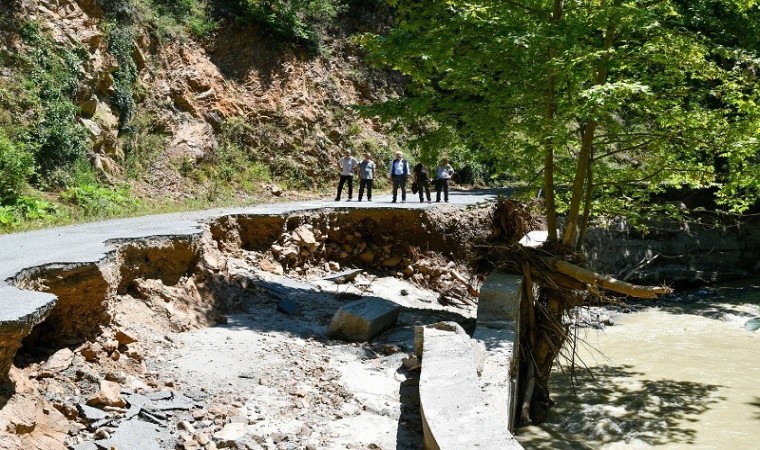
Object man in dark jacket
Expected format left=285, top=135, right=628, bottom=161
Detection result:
left=413, top=162, right=432, bottom=203
left=388, top=151, right=410, bottom=203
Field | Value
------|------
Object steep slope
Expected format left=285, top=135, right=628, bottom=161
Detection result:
left=0, top=0, right=402, bottom=220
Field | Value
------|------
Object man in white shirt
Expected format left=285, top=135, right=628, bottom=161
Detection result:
left=435, top=158, right=455, bottom=203
left=388, top=151, right=410, bottom=203
left=336, top=150, right=359, bottom=201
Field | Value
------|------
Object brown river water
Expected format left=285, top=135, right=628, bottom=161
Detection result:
left=516, top=282, right=760, bottom=450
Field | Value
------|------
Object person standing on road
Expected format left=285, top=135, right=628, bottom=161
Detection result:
left=336, top=149, right=359, bottom=201
left=435, top=158, right=455, bottom=203
left=413, top=162, right=432, bottom=203
left=388, top=151, right=410, bottom=203
left=357, top=152, right=376, bottom=202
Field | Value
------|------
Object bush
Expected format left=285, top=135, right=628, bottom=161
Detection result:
left=61, top=184, right=139, bottom=217
left=106, top=25, right=138, bottom=131
left=0, top=196, right=58, bottom=229
left=16, top=21, right=89, bottom=177
left=0, top=133, right=34, bottom=203
left=216, top=0, right=345, bottom=49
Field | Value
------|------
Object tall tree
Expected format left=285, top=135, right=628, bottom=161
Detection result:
left=358, top=0, right=760, bottom=425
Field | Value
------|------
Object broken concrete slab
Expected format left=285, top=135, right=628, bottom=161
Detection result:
left=92, top=418, right=163, bottom=450
left=77, top=404, right=109, bottom=423
left=71, top=442, right=99, bottom=450
left=328, top=297, right=401, bottom=342
left=416, top=322, right=522, bottom=450
left=474, top=271, right=523, bottom=432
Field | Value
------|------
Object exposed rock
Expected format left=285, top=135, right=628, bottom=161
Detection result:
left=114, top=330, right=137, bottom=346
left=382, top=257, right=401, bottom=267
left=259, top=258, right=284, bottom=275
left=79, top=342, right=101, bottom=362
left=292, top=225, right=319, bottom=252
left=87, top=380, right=126, bottom=408
left=0, top=393, right=68, bottom=450
left=359, top=250, right=375, bottom=263
left=39, top=348, right=74, bottom=377
left=213, top=422, right=247, bottom=446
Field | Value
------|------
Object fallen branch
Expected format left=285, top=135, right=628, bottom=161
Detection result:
left=449, top=269, right=480, bottom=297
left=550, top=259, right=672, bottom=298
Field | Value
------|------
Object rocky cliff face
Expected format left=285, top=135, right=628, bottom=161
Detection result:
left=0, top=0, right=400, bottom=203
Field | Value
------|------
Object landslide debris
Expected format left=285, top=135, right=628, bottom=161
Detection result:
left=1, top=204, right=492, bottom=449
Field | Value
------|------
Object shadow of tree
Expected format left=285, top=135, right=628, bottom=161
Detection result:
left=517, top=365, right=724, bottom=449
left=749, top=396, right=760, bottom=420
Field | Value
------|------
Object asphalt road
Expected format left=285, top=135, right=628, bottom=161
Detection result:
left=0, top=189, right=503, bottom=323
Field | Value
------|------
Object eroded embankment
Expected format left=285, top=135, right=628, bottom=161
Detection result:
left=0, top=205, right=491, bottom=449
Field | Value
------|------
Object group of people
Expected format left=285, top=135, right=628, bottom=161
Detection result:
left=335, top=150, right=454, bottom=203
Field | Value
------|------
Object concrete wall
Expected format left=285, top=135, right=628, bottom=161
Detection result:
left=415, top=271, right=524, bottom=449
left=584, top=217, right=760, bottom=285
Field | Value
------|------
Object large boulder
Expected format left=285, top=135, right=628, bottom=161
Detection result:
left=328, top=297, right=401, bottom=342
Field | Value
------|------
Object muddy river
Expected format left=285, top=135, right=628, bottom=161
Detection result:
left=516, top=282, right=760, bottom=450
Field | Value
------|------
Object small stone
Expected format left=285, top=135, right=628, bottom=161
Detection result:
left=114, top=330, right=137, bottom=346
left=103, top=339, right=119, bottom=353
left=402, top=355, right=420, bottom=370
left=178, top=420, right=196, bottom=433
left=195, top=432, right=211, bottom=445
left=383, top=344, right=401, bottom=355
left=80, top=342, right=101, bottom=362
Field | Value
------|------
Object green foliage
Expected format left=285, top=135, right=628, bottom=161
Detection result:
left=95, top=0, right=139, bottom=24
left=149, top=0, right=219, bottom=38
left=0, top=196, right=58, bottom=229
left=0, top=133, right=35, bottom=203
left=13, top=21, right=89, bottom=177
left=61, top=183, right=139, bottom=217
left=123, top=111, right=169, bottom=179
left=106, top=25, right=139, bottom=131
left=217, top=0, right=345, bottom=49
left=184, top=117, right=274, bottom=199
left=358, top=0, right=760, bottom=226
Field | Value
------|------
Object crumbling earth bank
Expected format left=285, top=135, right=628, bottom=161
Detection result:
left=0, top=205, right=492, bottom=449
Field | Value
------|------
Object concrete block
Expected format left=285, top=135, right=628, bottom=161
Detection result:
left=478, top=271, right=522, bottom=322
left=328, top=297, right=401, bottom=342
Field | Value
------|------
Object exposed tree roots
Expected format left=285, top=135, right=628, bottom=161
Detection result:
left=473, top=197, right=672, bottom=426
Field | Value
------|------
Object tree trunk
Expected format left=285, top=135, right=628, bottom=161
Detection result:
left=543, top=0, right=563, bottom=242
left=576, top=150, right=594, bottom=252
left=561, top=8, right=619, bottom=247
left=515, top=254, right=671, bottom=426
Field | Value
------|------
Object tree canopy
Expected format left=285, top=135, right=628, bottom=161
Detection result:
left=358, top=0, right=760, bottom=246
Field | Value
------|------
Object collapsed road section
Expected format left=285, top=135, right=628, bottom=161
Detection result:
left=0, top=194, right=523, bottom=449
